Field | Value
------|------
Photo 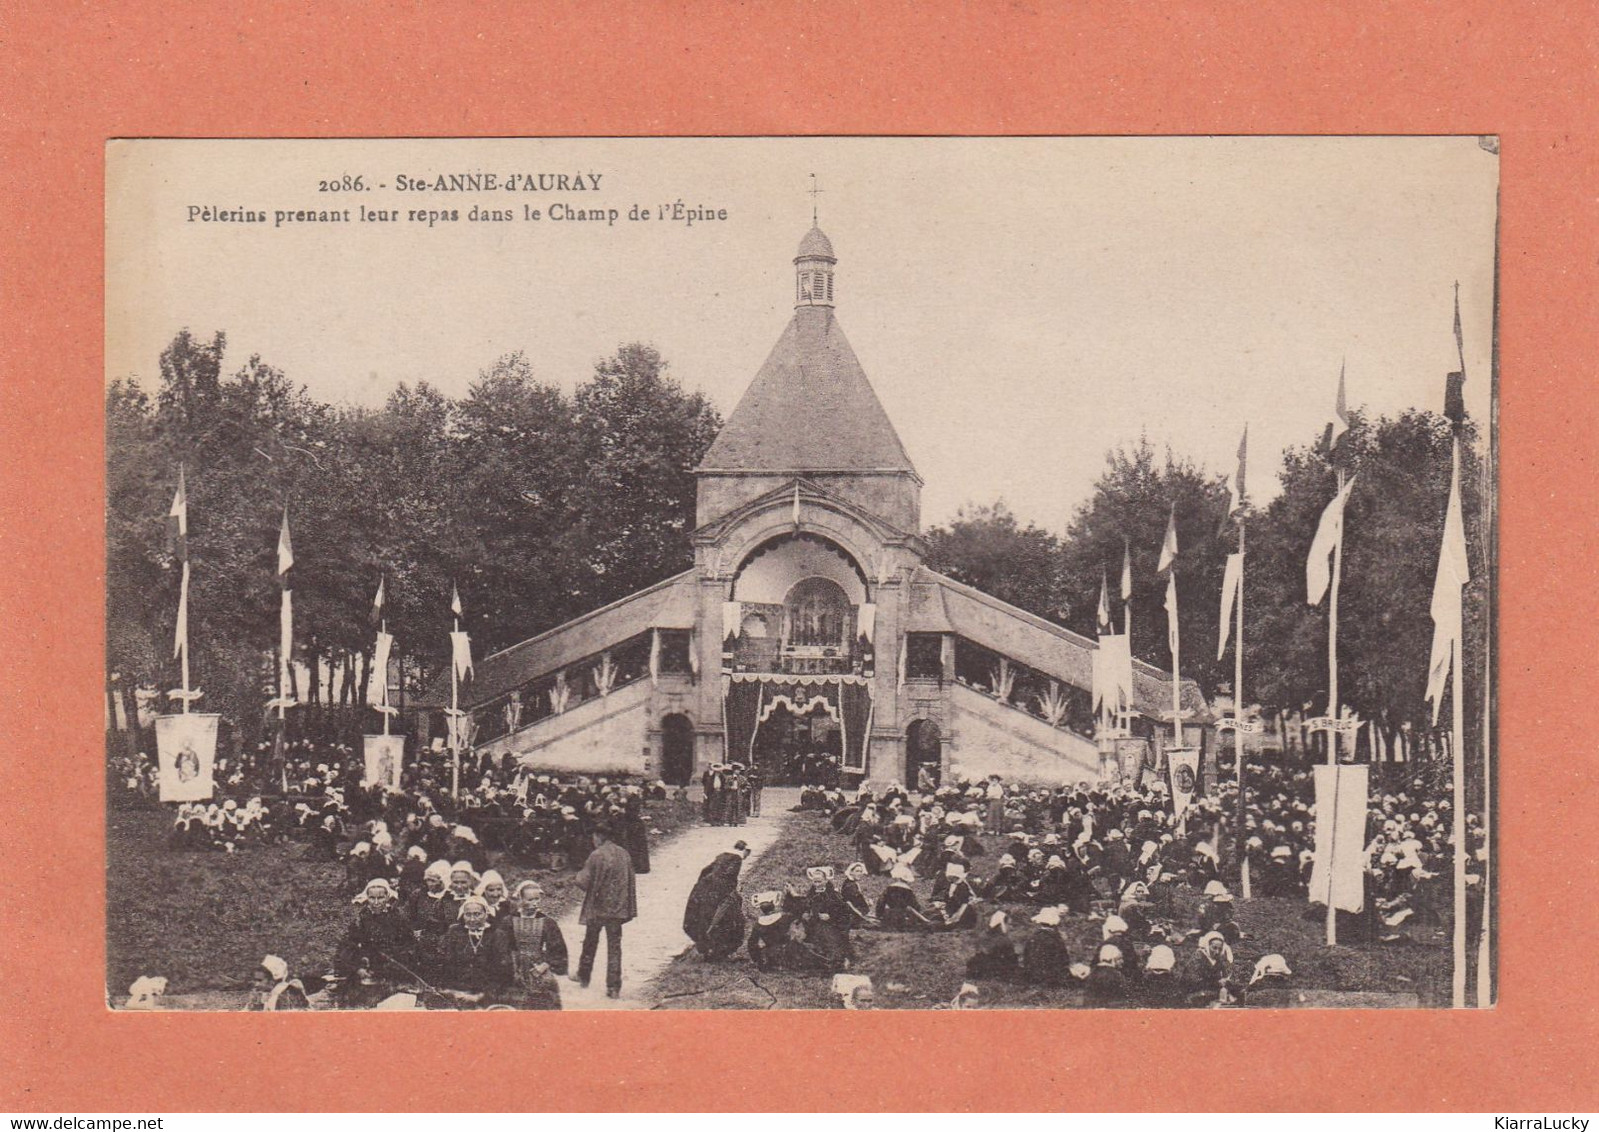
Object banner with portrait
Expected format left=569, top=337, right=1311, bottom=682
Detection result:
left=155, top=712, right=220, bottom=802
left=1167, top=746, right=1201, bottom=820
left=363, top=733, right=405, bottom=791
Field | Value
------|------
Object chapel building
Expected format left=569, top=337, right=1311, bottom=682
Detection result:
left=429, top=225, right=1200, bottom=787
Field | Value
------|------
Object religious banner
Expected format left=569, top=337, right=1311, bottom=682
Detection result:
left=362, top=733, right=405, bottom=791
left=722, top=677, right=764, bottom=767
left=1167, top=747, right=1201, bottom=819
left=1116, top=739, right=1147, bottom=788
left=155, top=712, right=220, bottom=802
left=1309, top=763, right=1370, bottom=913
left=1092, top=633, right=1134, bottom=715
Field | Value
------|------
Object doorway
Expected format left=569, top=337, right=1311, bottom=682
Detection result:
left=752, top=700, right=842, bottom=786
left=906, top=718, right=942, bottom=789
left=661, top=713, right=695, bottom=785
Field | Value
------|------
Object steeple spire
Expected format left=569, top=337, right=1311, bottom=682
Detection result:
left=794, top=219, right=836, bottom=308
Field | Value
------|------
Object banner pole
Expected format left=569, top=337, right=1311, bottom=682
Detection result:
left=451, top=613, right=461, bottom=804
left=1236, top=518, right=1249, bottom=898
left=1452, top=634, right=1467, bottom=1008
left=1325, top=468, right=1345, bottom=947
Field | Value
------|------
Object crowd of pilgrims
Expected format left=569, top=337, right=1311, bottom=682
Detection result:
left=112, top=737, right=678, bottom=1009
left=684, top=760, right=1477, bottom=1007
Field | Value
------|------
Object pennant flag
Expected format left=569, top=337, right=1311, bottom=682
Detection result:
left=451, top=629, right=474, bottom=682
left=1309, top=764, right=1370, bottom=912
left=167, top=465, right=188, bottom=559
left=277, top=507, right=293, bottom=577
left=1324, top=363, right=1351, bottom=453
left=368, top=630, right=393, bottom=706
left=1092, top=633, right=1133, bottom=715
left=1120, top=540, right=1132, bottom=601
left=1163, top=572, right=1180, bottom=657
left=1096, top=569, right=1111, bottom=634
left=1217, top=552, right=1243, bottom=660
left=1157, top=507, right=1179, bottom=575
left=1305, top=475, right=1357, bottom=605
left=280, top=588, right=294, bottom=675
left=371, top=575, right=385, bottom=623
left=1228, top=426, right=1248, bottom=517
left=1425, top=442, right=1470, bottom=724
left=174, top=561, right=189, bottom=660
left=450, top=582, right=463, bottom=619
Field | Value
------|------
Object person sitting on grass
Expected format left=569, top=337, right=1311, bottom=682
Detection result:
left=840, top=862, right=874, bottom=927
left=930, top=862, right=980, bottom=930
left=1021, top=905, right=1073, bottom=987
left=407, top=859, right=459, bottom=981
left=437, top=894, right=515, bottom=1006
left=1243, top=953, right=1293, bottom=1007
left=965, top=910, right=1020, bottom=980
left=1136, top=945, right=1185, bottom=1008
left=475, top=869, right=512, bottom=932
left=334, top=878, right=418, bottom=1003
left=874, top=865, right=936, bottom=930
left=1186, top=930, right=1238, bottom=1006
left=249, top=954, right=309, bottom=1011
left=1086, top=943, right=1130, bottom=1006
left=508, top=880, right=566, bottom=1010
left=788, top=867, right=852, bottom=973
left=1101, top=914, right=1141, bottom=985
left=746, top=891, right=791, bottom=971
left=984, top=853, right=1025, bottom=902
left=1197, top=883, right=1242, bottom=945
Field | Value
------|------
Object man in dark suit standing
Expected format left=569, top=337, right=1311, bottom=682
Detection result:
left=571, top=819, right=638, bottom=998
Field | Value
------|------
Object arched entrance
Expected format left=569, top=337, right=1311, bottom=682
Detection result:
left=661, top=713, right=695, bottom=786
left=906, top=718, right=942, bottom=790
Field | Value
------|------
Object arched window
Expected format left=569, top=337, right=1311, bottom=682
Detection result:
left=785, top=577, right=851, bottom=649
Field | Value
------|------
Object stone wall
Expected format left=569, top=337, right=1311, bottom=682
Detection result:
left=945, top=681, right=1101, bottom=785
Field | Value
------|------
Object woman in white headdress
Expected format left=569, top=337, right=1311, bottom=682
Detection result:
left=840, top=862, right=873, bottom=927
left=965, top=910, right=1020, bottom=980
left=1185, top=930, right=1237, bottom=1005
left=249, top=954, right=309, bottom=1011
left=790, top=866, right=851, bottom=972
left=437, top=894, right=514, bottom=1005
left=874, top=864, right=935, bottom=930
left=334, top=877, right=418, bottom=1001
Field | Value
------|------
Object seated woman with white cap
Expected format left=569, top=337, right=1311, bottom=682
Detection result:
left=873, top=865, right=936, bottom=930
left=1020, top=906, right=1072, bottom=987
left=437, top=894, right=515, bottom=1005
left=1185, top=930, right=1238, bottom=1006
left=746, top=891, right=791, bottom=970
left=507, top=880, right=566, bottom=1010
left=1085, top=943, right=1131, bottom=1006
left=965, top=910, right=1020, bottom=980
left=249, top=954, right=309, bottom=1011
left=334, top=878, right=419, bottom=1003
left=787, top=867, right=852, bottom=972
left=1136, top=944, right=1185, bottom=1008
left=931, top=862, right=979, bottom=930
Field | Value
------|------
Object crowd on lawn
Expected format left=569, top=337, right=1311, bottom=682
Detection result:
left=685, top=760, right=1485, bottom=1008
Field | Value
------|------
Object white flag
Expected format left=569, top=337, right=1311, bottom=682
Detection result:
left=368, top=630, right=393, bottom=705
left=1425, top=442, right=1470, bottom=724
left=451, top=630, right=474, bottom=681
left=174, top=561, right=189, bottom=660
left=1157, top=507, right=1179, bottom=575
left=1305, top=475, right=1357, bottom=605
left=1093, top=633, right=1133, bottom=715
left=1217, top=552, right=1243, bottom=660
left=279, top=589, right=294, bottom=675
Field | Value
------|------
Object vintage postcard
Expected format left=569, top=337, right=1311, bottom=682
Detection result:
left=104, top=136, right=1497, bottom=1013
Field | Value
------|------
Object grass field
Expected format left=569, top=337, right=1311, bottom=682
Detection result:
left=106, top=794, right=704, bottom=1002
left=647, top=809, right=1452, bottom=1010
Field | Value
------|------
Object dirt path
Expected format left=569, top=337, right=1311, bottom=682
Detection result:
left=556, top=788, right=798, bottom=1010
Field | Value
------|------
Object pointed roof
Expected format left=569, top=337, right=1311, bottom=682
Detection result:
left=700, top=305, right=918, bottom=476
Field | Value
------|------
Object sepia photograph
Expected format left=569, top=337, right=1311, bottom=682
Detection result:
left=104, top=136, right=1498, bottom=1013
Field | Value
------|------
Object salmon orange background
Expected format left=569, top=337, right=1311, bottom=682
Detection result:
left=2, top=1, right=1596, bottom=1113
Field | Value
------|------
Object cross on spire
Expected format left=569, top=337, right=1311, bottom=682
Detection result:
left=808, top=173, right=823, bottom=225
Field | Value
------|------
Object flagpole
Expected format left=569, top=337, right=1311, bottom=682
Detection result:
left=1324, top=466, right=1347, bottom=947
left=381, top=616, right=391, bottom=737
left=1170, top=567, right=1182, bottom=749
left=451, top=602, right=461, bottom=804
left=1451, top=630, right=1466, bottom=1008
left=1235, top=517, right=1249, bottom=898
left=1477, top=644, right=1491, bottom=1006
left=179, top=561, right=191, bottom=714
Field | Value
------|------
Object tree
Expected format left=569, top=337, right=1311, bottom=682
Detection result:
left=1057, top=437, right=1233, bottom=692
left=1248, top=409, right=1488, bottom=755
left=563, top=343, right=721, bottom=610
left=924, top=502, right=1067, bottom=622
